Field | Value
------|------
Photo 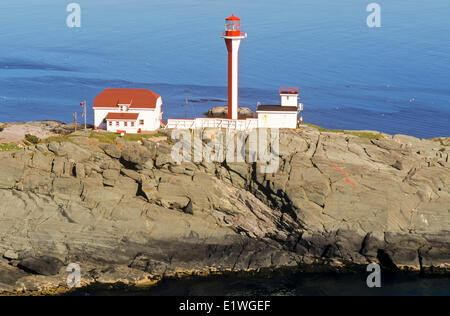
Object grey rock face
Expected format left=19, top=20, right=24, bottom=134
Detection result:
left=100, top=143, right=122, bottom=159
left=52, top=177, right=82, bottom=199
left=121, top=143, right=153, bottom=168
left=0, top=158, right=23, bottom=189
left=0, top=127, right=449, bottom=293
left=75, top=163, right=85, bottom=178
left=18, top=256, right=64, bottom=276
left=51, top=142, right=91, bottom=162
left=51, top=157, right=65, bottom=177
left=102, top=168, right=120, bottom=186
left=32, top=151, right=53, bottom=172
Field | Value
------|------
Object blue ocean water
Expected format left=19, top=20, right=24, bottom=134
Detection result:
left=0, top=0, right=449, bottom=138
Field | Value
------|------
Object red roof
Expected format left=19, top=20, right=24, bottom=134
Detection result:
left=93, top=89, right=160, bottom=109
left=105, top=112, right=139, bottom=120
left=226, top=14, right=240, bottom=21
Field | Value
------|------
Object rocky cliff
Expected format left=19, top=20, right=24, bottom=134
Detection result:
left=0, top=124, right=449, bottom=294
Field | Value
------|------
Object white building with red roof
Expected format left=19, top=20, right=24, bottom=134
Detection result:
left=93, top=88, right=163, bottom=133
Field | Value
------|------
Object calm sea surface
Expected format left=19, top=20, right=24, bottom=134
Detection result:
left=0, top=0, right=449, bottom=138
left=69, top=271, right=450, bottom=296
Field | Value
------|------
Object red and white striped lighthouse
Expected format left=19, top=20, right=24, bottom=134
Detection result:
left=221, top=14, right=247, bottom=120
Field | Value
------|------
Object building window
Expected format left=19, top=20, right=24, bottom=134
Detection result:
left=124, top=121, right=128, bottom=127
left=131, top=122, right=135, bottom=127
left=139, top=119, right=144, bottom=125
left=108, top=121, right=112, bottom=126
left=116, top=121, right=119, bottom=127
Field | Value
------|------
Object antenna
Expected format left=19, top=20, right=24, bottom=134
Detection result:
left=80, top=100, right=87, bottom=130
left=185, top=89, right=189, bottom=119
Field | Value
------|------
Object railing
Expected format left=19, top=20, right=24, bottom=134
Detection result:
left=167, top=118, right=258, bottom=130
left=166, top=119, right=195, bottom=129
left=280, top=87, right=299, bottom=94
left=221, top=31, right=247, bottom=38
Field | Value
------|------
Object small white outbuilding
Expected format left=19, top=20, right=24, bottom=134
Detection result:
left=256, top=87, right=302, bottom=129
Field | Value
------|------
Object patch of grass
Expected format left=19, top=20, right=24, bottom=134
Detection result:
left=127, top=133, right=166, bottom=141
left=89, top=132, right=118, bottom=143
left=123, top=133, right=147, bottom=142
left=346, top=131, right=384, bottom=140
left=41, top=135, right=73, bottom=144
left=148, top=132, right=167, bottom=138
left=304, top=123, right=383, bottom=140
left=0, top=143, right=21, bottom=151
left=89, top=131, right=167, bottom=143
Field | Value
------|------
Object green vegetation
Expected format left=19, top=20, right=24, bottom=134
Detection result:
left=38, top=131, right=166, bottom=145
left=41, top=135, right=73, bottom=144
left=24, top=133, right=40, bottom=144
left=0, top=143, right=21, bottom=151
left=88, top=132, right=117, bottom=144
left=304, top=123, right=383, bottom=140
left=88, top=131, right=166, bottom=144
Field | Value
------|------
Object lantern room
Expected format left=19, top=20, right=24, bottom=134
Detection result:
left=280, top=87, right=300, bottom=107
left=225, top=14, right=241, bottom=36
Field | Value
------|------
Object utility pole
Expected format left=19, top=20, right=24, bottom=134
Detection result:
left=80, top=100, right=87, bottom=130
left=74, top=112, right=77, bottom=132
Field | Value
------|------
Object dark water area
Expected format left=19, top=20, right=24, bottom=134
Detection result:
left=68, top=271, right=450, bottom=296
left=1, top=0, right=450, bottom=138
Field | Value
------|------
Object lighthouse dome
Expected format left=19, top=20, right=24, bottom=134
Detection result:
left=225, top=14, right=241, bottom=36
left=226, top=14, right=240, bottom=21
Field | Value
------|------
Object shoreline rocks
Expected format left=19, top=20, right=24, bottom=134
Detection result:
left=205, top=106, right=255, bottom=119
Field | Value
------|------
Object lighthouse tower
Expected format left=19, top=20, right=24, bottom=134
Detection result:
left=221, top=15, right=247, bottom=120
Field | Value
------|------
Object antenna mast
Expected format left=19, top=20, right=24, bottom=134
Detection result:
left=185, top=89, right=189, bottom=119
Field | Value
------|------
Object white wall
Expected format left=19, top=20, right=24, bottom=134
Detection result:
left=280, top=94, right=298, bottom=107
left=257, top=112, right=297, bottom=128
left=106, top=121, right=139, bottom=134
left=94, top=108, right=110, bottom=129
left=94, top=96, right=162, bottom=132
left=230, top=38, right=241, bottom=120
